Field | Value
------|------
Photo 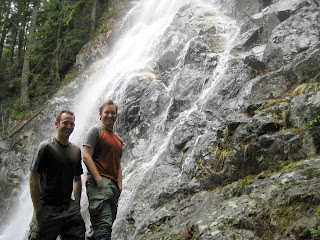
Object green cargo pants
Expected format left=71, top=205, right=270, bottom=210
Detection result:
left=86, top=176, right=121, bottom=238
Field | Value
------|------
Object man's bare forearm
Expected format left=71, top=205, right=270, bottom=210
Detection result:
left=73, top=175, right=82, bottom=203
left=83, top=146, right=102, bottom=187
left=29, top=170, right=41, bottom=213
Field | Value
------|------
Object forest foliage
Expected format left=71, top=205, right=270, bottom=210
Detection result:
left=0, top=0, right=122, bottom=133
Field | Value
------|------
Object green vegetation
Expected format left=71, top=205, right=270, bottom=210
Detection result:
left=279, top=161, right=301, bottom=173
left=291, top=83, right=320, bottom=97
left=310, top=208, right=320, bottom=238
left=257, top=155, right=265, bottom=162
left=9, top=99, right=32, bottom=121
left=61, top=70, right=77, bottom=88
left=303, top=168, right=320, bottom=180
left=140, top=231, right=181, bottom=240
left=235, top=175, right=256, bottom=196
left=303, top=115, right=319, bottom=127
left=0, top=0, right=126, bottom=134
left=141, top=223, right=199, bottom=240
left=276, top=204, right=306, bottom=233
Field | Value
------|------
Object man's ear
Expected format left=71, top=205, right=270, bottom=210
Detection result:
left=55, top=121, right=58, bottom=128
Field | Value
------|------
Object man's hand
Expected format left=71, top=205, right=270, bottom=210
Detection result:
left=95, top=174, right=102, bottom=188
left=29, top=170, right=42, bottom=214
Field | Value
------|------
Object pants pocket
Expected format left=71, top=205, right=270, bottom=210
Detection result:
left=86, top=177, right=117, bottom=217
left=35, top=205, right=50, bottom=226
left=86, top=177, right=107, bottom=216
left=88, top=198, right=105, bottom=216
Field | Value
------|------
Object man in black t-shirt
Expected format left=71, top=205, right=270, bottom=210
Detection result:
left=28, top=110, right=85, bottom=240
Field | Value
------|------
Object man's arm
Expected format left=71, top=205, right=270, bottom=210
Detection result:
left=29, top=170, right=41, bottom=214
left=83, top=145, right=102, bottom=188
left=118, top=164, right=122, bottom=191
left=73, top=175, right=82, bottom=203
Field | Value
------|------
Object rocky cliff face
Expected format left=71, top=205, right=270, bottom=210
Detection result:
left=112, top=0, right=320, bottom=239
left=1, top=0, right=319, bottom=239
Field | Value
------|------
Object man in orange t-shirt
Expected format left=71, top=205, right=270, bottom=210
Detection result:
left=83, top=100, right=122, bottom=240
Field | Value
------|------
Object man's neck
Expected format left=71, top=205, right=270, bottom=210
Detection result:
left=55, top=135, right=69, bottom=145
left=101, top=123, right=114, bottom=132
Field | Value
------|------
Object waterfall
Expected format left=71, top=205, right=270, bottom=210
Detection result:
left=0, top=0, right=242, bottom=238
left=70, top=0, right=190, bottom=142
left=111, top=1, right=240, bottom=236
left=0, top=183, right=33, bottom=240
left=0, top=0, right=190, bottom=239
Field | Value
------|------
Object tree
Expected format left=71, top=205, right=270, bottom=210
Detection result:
left=0, top=0, right=110, bottom=125
left=7, top=0, right=27, bottom=68
left=17, top=0, right=30, bottom=67
left=90, top=0, right=98, bottom=37
left=21, top=0, right=39, bottom=108
left=0, top=0, right=12, bottom=62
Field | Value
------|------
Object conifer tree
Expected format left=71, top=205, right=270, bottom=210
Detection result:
left=0, top=0, right=12, bottom=62
left=21, top=0, right=39, bottom=108
left=0, top=0, right=112, bottom=128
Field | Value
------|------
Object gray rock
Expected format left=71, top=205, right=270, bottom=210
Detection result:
left=263, top=7, right=320, bottom=69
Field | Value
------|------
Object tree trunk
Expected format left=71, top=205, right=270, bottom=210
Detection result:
left=0, top=1, right=12, bottom=62
left=21, top=0, right=39, bottom=108
left=18, top=14, right=28, bottom=67
left=8, top=26, right=18, bottom=68
left=9, top=0, right=27, bottom=68
left=90, top=0, right=98, bottom=38
left=55, top=0, right=64, bottom=81
left=55, top=23, right=61, bottom=81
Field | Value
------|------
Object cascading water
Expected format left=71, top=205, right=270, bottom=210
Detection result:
left=111, top=1, right=240, bottom=238
left=0, top=0, right=240, bottom=239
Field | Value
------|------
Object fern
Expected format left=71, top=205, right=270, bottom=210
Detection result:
left=310, top=208, right=320, bottom=238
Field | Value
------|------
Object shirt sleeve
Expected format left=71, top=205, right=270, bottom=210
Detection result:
left=30, top=141, right=48, bottom=173
left=83, top=126, right=99, bottom=149
left=75, top=147, right=83, bottom=176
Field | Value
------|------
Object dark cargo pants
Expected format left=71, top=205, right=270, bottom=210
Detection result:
left=86, top=177, right=121, bottom=238
left=28, top=199, right=85, bottom=240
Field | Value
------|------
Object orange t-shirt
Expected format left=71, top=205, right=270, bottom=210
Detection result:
left=83, top=125, right=122, bottom=181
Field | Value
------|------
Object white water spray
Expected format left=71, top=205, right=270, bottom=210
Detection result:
left=0, top=183, right=33, bottom=240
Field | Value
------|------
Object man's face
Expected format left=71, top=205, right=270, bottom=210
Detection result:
left=100, top=104, right=117, bottom=127
left=55, top=113, right=75, bottom=138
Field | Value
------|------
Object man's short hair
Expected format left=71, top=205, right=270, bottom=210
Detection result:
left=56, top=110, right=75, bottom=122
left=99, top=100, right=118, bottom=114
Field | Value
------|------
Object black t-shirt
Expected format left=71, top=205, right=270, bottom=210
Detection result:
left=30, top=138, right=83, bottom=204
